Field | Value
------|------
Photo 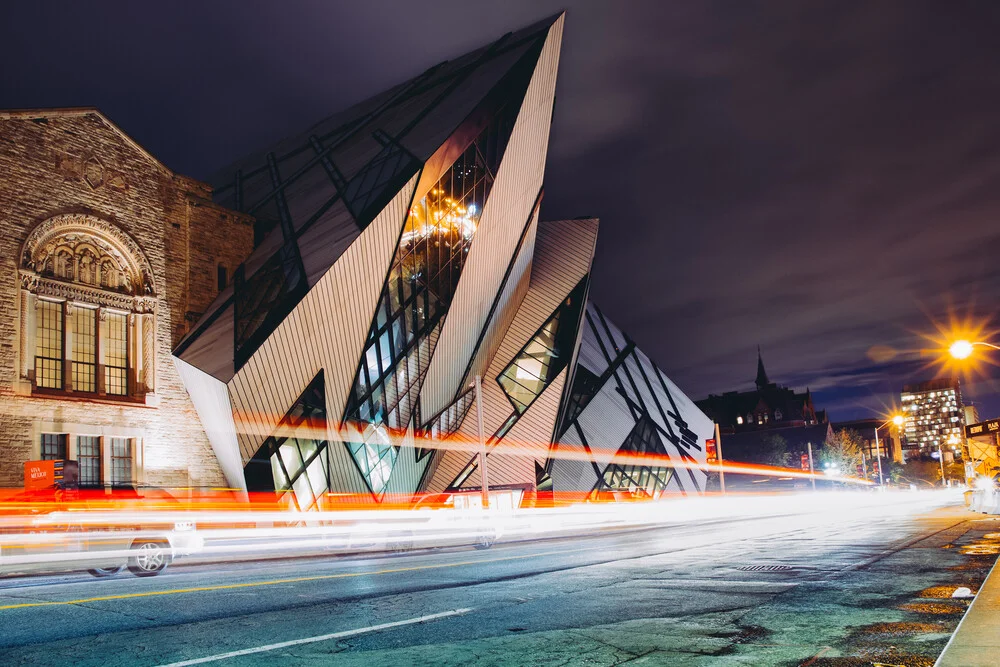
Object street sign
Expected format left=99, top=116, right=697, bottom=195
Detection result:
left=706, top=439, right=718, bottom=464
left=967, top=419, right=1000, bottom=438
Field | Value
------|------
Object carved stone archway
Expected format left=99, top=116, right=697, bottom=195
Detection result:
left=17, top=214, right=158, bottom=399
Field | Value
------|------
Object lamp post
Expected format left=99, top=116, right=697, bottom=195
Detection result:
left=949, top=340, right=1000, bottom=360
left=873, top=415, right=905, bottom=486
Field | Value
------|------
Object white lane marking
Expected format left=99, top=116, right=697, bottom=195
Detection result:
left=156, top=607, right=474, bottom=666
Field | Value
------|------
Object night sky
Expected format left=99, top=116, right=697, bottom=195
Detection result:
left=5, top=1, right=1000, bottom=421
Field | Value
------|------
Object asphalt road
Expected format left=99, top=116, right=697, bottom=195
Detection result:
left=0, top=494, right=996, bottom=666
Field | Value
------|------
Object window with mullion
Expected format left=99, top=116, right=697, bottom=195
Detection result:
left=35, top=300, right=63, bottom=389
left=72, top=307, right=98, bottom=392
left=103, top=311, right=128, bottom=395
left=41, top=433, right=67, bottom=460
left=110, top=437, right=132, bottom=487
left=77, top=435, right=102, bottom=487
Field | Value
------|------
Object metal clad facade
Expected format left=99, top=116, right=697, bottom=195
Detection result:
left=460, top=368, right=567, bottom=490
left=419, top=20, right=563, bottom=422
left=423, top=217, right=597, bottom=492
left=228, top=175, right=417, bottom=465
left=173, top=358, right=245, bottom=491
left=461, top=212, right=539, bottom=395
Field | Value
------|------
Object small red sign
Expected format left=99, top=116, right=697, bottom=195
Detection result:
left=706, top=439, right=718, bottom=464
left=24, top=460, right=56, bottom=490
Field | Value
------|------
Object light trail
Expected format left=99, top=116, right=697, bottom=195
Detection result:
left=212, top=414, right=872, bottom=486
left=0, top=490, right=958, bottom=575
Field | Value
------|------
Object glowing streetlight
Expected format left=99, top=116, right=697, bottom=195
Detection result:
left=948, top=339, right=1000, bottom=360
left=872, top=414, right=904, bottom=486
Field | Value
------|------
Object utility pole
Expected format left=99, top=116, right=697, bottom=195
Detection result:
left=938, top=442, right=947, bottom=487
left=475, top=375, right=489, bottom=509
left=873, top=426, right=885, bottom=486
left=807, top=441, right=816, bottom=491
left=860, top=448, right=868, bottom=482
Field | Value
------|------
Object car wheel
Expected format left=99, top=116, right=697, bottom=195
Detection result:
left=475, top=529, right=497, bottom=550
left=388, top=531, right=415, bottom=554
left=88, top=564, right=126, bottom=577
left=127, top=540, right=172, bottom=577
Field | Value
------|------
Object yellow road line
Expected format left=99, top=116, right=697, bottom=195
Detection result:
left=0, top=544, right=598, bottom=611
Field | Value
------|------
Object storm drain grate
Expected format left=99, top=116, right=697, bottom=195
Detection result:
left=736, top=564, right=795, bottom=572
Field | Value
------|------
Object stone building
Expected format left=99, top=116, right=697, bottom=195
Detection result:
left=0, top=108, right=253, bottom=489
left=695, top=349, right=826, bottom=435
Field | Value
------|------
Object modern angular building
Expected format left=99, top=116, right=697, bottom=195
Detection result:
left=173, top=14, right=712, bottom=507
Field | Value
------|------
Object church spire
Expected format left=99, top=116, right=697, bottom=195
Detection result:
left=755, top=345, right=770, bottom=389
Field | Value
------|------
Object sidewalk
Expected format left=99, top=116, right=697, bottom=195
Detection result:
left=936, top=548, right=1000, bottom=666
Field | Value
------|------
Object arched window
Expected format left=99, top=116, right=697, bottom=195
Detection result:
left=17, top=214, right=156, bottom=401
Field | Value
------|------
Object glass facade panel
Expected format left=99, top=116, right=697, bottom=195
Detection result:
left=77, top=435, right=101, bottom=487
left=35, top=300, right=63, bottom=389
left=103, top=311, right=128, bottom=395
left=41, top=433, right=67, bottom=461
left=344, top=112, right=518, bottom=496
left=72, top=307, right=97, bottom=392
left=110, top=437, right=133, bottom=487
left=496, top=280, right=587, bottom=416
left=416, top=388, right=475, bottom=461
left=594, top=417, right=673, bottom=499
left=246, top=374, right=329, bottom=512
left=233, top=242, right=307, bottom=369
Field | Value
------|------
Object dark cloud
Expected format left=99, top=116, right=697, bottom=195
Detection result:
left=4, top=1, right=1000, bottom=420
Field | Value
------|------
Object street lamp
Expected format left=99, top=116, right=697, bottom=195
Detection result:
left=873, top=414, right=904, bottom=486
left=941, top=434, right=961, bottom=487
left=949, top=339, right=1000, bottom=360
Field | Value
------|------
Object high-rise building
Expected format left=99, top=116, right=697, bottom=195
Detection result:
left=964, top=404, right=980, bottom=427
left=901, top=378, right=964, bottom=457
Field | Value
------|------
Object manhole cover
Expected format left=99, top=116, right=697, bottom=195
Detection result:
left=736, top=564, right=794, bottom=572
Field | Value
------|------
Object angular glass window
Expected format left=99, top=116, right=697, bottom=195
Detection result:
left=245, top=372, right=329, bottom=512
left=558, top=364, right=602, bottom=436
left=233, top=241, right=307, bottom=369
left=497, top=280, right=587, bottom=415
left=416, top=387, right=475, bottom=462
left=593, top=416, right=673, bottom=500
left=343, top=109, right=520, bottom=495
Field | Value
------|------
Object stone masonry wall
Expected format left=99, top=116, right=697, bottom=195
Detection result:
left=0, top=110, right=253, bottom=489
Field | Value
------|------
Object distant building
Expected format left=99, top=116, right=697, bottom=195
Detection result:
left=696, top=349, right=825, bottom=435
left=901, top=378, right=964, bottom=458
left=964, top=405, right=980, bottom=428
left=965, top=418, right=1000, bottom=481
left=832, top=418, right=903, bottom=464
